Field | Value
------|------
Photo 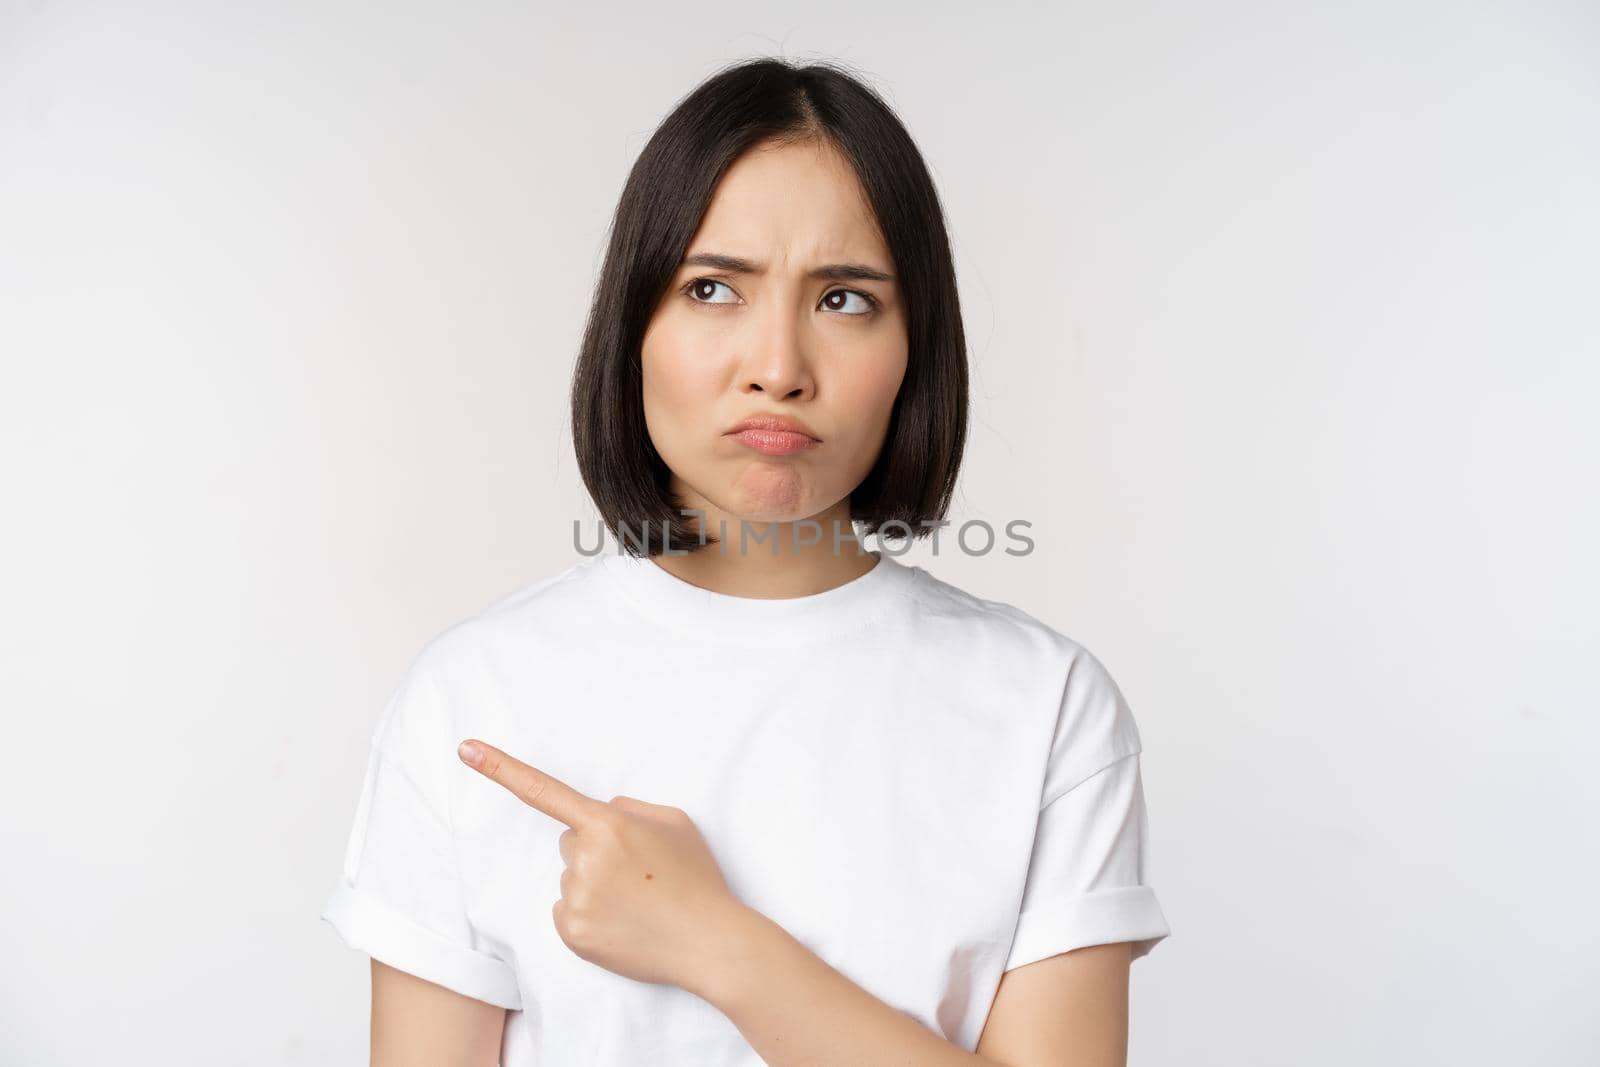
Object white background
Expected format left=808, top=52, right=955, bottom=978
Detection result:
left=2, top=2, right=1595, bottom=1063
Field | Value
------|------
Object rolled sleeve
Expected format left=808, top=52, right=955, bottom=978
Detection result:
left=322, top=875, right=522, bottom=1009
left=320, top=664, right=523, bottom=1010
left=1004, top=751, right=1172, bottom=972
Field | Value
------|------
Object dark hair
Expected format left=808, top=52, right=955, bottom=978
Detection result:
left=570, top=56, right=968, bottom=557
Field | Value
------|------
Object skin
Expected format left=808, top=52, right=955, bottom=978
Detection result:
left=366, top=137, right=1136, bottom=1066
left=638, top=135, right=907, bottom=596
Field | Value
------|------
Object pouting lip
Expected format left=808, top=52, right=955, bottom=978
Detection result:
left=724, top=413, right=822, bottom=441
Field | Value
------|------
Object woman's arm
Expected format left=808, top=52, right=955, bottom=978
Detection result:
left=976, top=942, right=1131, bottom=1066
left=370, top=959, right=506, bottom=1067
left=691, top=904, right=1132, bottom=1067
left=364, top=926, right=1130, bottom=1067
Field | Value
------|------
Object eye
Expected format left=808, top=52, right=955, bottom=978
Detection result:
left=683, top=277, right=740, bottom=305
left=821, top=288, right=879, bottom=315
left=680, top=277, right=881, bottom=316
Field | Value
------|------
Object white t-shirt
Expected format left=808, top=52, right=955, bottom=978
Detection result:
left=321, top=548, right=1170, bottom=1063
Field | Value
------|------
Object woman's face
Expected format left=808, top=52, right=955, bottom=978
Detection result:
left=640, top=138, right=909, bottom=532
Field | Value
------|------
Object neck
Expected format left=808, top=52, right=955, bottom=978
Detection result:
left=646, top=495, right=877, bottom=600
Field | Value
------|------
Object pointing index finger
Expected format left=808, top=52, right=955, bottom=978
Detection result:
left=458, top=739, right=602, bottom=828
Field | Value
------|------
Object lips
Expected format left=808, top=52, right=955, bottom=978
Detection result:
left=724, top=413, right=822, bottom=456
left=725, top=413, right=822, bottom=440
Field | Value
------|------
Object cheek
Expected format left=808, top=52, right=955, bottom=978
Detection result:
left=641, top=328, right=720, bottom=440
left=841, top=347, right=909, bottom=431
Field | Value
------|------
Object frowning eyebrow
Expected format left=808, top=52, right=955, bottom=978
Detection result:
left=681, top=251, right=895, bottom=284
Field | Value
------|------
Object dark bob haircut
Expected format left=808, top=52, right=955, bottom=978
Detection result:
left=570, top=56, right=968, bottom=558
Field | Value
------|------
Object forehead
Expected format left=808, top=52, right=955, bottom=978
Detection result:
left=686, top=139, right=890, bottom=267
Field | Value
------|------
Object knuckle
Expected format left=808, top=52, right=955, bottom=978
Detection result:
left=519, top=775, right=548, bottom=808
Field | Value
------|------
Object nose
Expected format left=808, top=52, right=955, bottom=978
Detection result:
left=738, top=300, right=815, bottom=401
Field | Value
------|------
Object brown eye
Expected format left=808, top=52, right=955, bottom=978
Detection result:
left=822, top=289, right=877, bottom=315
left=684, top=278, right=738, bottom=304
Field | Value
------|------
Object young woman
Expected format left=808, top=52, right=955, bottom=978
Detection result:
left=322, top=56, right=1170, bottom=1066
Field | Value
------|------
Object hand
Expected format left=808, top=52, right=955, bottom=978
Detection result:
left=456, top=738, right=748, bottom=992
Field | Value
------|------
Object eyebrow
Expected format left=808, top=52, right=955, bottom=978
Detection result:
left=681, top=251, right=895, bottom=284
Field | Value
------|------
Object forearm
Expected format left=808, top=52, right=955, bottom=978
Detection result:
left=686, top=903, right=1006, bottom=1067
